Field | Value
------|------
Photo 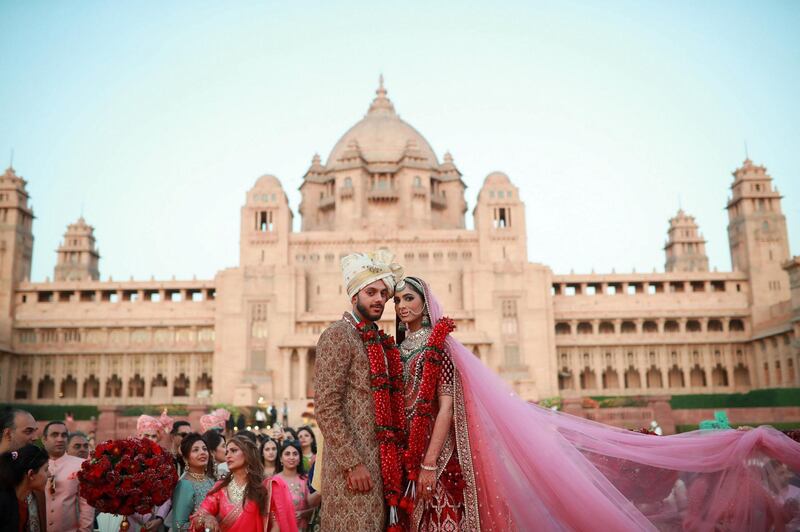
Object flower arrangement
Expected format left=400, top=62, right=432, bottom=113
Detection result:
left=78, top=437, right=177, bottom=517
left=356, top=321, right=405, bottom=532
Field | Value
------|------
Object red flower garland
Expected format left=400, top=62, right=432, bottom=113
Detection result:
left=403, top=317, right=456, bottom=482
left=356, top=321, right=406, bottom=532
left=78, top=437, right=177, bottom=516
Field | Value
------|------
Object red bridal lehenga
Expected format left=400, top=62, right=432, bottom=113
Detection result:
left=402, top=278, right=800, bottom=531
left=400, top=325, right=475, bottom=531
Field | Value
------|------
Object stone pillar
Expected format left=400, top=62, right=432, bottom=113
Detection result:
left=299, top=348, right=309, bottom=400
left=282, top=349, right=292, bottom=399
left=97, top=405, right=120, bottom=441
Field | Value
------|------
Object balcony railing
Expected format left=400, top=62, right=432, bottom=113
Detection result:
left=319, top=195, right=335, bottom=210
left=367, top=188, right=399, bottom=201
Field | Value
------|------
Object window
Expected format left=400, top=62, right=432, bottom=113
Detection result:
left=501, top=300, right=517, bottom=317
left=257, top=211, right=274, bottom=232
left=504, top=345, right=520, bottom=366
left=344, top=177, right=353, bottom=188
left=18, top=330, right=36, bottom=343
left=413, top=176, right=421, bottom=187
left=493, top=207, right=510, bottom=228
left=599, top=321, right=614, bottom=334
left=729, top=319, right=745, bottom=332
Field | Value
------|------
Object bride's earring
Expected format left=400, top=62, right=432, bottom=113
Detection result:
left=398, top=321, right=407, bottom=333
left=421, top=305, right=432, bottom=328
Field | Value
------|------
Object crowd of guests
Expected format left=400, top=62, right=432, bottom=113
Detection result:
left=0, top=406, right=321, bottom=532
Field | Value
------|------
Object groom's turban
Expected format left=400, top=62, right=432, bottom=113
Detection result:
left=341, top=250, right=404, bottom=298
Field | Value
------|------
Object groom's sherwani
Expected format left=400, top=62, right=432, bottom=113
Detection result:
left=315, top=312, right=385, bottom=531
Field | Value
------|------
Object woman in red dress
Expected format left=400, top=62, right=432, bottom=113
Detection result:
left=191, top=434, right=297, bottom=532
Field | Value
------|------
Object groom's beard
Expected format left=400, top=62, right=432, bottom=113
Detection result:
left=356, top=301, right=385, bottom=322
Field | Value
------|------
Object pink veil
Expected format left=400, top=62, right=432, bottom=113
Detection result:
left=421, top=280, right=800, bottom=531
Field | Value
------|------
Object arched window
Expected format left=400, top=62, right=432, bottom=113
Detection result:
left=413, top=176, right=421, bottom=187
left=83, top=375, right=100, bottom=398
left=555, top=322, right=571, bottom=335
left=668, top=366, right=684, bottom=388
left=61, top=375, right=78, bottom=398
left=729, top=319, right=745, bottom=332
left=579, top=368, right=597, bottom=390
left=14, top=375, right=32, bottom=400
left=642, top=320, right=658, bottom=333
left=343, top=177, right=353, bottom=188
left=196, top=373, right=213, bottom=394
left=686, top=320, right=702, bottom=332
left=620, top=321, right=636, bottom=334
left=106, top=374, right=122, bottom=398
left=664, top=320, right=680, bottom=333
left=128, top=374, right=145, bottom=397
left=602, top=368, right=619, bottom=389
left=38, top=376, right=55, bottom=399
left=173, top=373, right=190, bottom=397
left=598, top=321, right=615, bottom=334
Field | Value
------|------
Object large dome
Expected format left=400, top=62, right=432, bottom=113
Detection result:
left=326, top=78, right=438, bottom=167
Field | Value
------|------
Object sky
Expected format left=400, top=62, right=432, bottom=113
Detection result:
left=1, top=1, right=798, bottom=282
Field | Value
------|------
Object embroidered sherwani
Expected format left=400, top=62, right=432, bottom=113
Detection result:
left=315, top=313, right=386, bottom=532
left=47, top=453, right=94, bottom=532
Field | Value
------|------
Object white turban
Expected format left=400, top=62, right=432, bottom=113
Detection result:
left=341, top=250, right=404, bottom=298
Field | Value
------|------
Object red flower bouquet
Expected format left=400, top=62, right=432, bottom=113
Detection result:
left=78, top=437, right=177, bottom=516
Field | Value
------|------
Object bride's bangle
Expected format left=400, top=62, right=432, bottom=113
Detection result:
left=420, top=463, right=437, bottom=472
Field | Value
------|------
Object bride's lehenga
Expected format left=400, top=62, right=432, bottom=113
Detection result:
left=399, top=278, right=800, bottom=532
left=401, top=327, right=480, bottom=532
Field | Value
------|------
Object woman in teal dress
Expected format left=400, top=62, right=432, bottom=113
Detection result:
left=172, top=433, right=216, bottom=531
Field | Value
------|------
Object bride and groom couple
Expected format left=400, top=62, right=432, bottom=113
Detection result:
left=315, top=251, right=800, bottom=532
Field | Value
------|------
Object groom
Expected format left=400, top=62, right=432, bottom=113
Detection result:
left=315, top=251, right=402, bottom=531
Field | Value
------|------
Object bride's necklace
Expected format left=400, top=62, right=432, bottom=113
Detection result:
left=227, top=477, right=246, bottom=505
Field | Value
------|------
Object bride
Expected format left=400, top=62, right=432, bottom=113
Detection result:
left=394, top=276, right=800, bottom=531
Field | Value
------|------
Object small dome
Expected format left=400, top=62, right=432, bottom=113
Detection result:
left=326, top=77, right=438, bottom=168
left=483, top=171, right=511, bottom=186
left=253, top=174, right=282, bottom=189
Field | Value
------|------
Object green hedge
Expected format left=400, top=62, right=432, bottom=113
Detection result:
left=0, top=404, right=194, bottom=420
left=589, top=396, right=649, bottom=408
left=0, top=404, right=99, bottom=421
left=669, top=388, right=800, bottom=409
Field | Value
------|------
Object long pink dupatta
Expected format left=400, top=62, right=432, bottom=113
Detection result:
left=422, top=280, right=800, bottom=531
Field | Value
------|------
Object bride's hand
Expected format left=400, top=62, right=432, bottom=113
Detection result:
left=417, top=469, right=436, bottom=501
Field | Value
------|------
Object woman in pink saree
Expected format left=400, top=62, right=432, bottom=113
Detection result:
left=191, top=435, right=297, bottom=532
left=396, top=276, right=800, bottom=531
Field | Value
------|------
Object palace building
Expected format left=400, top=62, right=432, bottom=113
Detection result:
left=1, top=80, right=797, bottom=419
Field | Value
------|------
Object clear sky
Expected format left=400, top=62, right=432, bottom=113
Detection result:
left=1, top=1, right=798, bottom=282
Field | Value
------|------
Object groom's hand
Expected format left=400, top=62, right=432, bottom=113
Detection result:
left=346, top=464, right=372, bottom=493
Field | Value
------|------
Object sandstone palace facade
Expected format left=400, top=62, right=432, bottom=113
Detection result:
left=1, top=81, right=798, bottom=417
